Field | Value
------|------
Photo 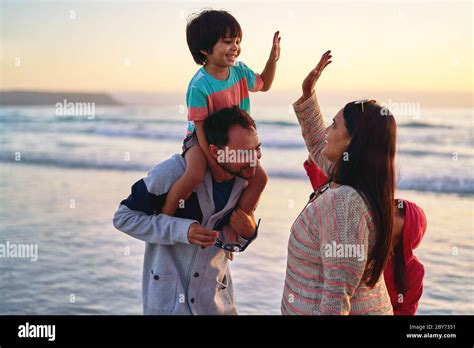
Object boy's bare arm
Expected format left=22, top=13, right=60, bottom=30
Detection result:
left=194, top=121, right=217, bottom=167
left=260, top=31, right=281, bottom=91
left=194, top=121, right=232, bottom=181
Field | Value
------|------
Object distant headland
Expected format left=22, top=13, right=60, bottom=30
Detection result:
left=0, top=91, right=122, bottom=106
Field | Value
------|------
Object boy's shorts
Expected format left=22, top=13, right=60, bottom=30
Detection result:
left=182, top=131, right=199, bottom=156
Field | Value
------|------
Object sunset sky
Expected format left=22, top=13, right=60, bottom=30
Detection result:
left=1, top=0, right=472, bottom=101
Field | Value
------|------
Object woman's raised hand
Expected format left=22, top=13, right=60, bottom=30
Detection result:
left=302, top=50, right=332, bottom=100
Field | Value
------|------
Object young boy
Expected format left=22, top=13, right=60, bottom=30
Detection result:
left=162, top=10, right=280, bottom=240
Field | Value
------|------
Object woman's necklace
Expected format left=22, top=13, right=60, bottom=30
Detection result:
left=309, top=182, right=332, bottom=203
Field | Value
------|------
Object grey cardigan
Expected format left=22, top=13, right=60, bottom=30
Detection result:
left=113, top=154, right=254, bottom=315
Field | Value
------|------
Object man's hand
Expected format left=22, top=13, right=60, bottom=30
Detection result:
left=187, top=223, right=219, bottom=247
left=230, top=208, right=256, bottom=239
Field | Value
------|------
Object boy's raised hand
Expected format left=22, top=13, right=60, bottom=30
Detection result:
left=268, top=31, right=281, bottom=63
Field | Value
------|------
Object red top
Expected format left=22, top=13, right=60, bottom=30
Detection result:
left=303, top=159, right=329, bottom=190
left=383, top=200, right=427, bottom=315
left=303, top=159, right=427, bottom=315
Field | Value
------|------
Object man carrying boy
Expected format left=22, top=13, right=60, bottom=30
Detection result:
left=113, top=107, right=262, bottom=315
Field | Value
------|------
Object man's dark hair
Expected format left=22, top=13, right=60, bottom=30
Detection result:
left=186, top=10, right=242, bottom=65
left=203, top=106, right=256, bottom=147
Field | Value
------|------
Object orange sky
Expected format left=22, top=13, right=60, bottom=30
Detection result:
left=1, top=1, right=472, bottom=104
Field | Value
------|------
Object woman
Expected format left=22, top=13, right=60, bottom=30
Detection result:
left=303, top=158, right=428, bottom=315
left=281, top=51, right=396, bottom=315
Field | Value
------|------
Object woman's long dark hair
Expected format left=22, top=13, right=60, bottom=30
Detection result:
left=393, top=199, right=407, bottom=294
left=329, top=100, right=397, bottom=288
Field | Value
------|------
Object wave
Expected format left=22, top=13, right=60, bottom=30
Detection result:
left=399, top=121, right=453, bottom=129
left=0, top=113, right=185, bottom=126
left=3, top=110, right=458, bottom=130
left=88, top=129, right=472, bottom=157
left=0, top=110, right=297, bottom=125
left=257, top=120, right=298, bottom=127
left=2, top=117, right=469, bottom=159
left=2, top=156, right=472, bottom=195
left=1, top=122, right=466, bottom=157
left=0, top=156, right=151, bottom=173
left=92, top=127, right=184, bottom=141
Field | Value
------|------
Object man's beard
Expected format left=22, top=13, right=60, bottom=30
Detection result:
left=218, top=162, right=256, bottom=180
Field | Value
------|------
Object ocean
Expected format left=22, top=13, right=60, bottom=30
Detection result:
left=0, top=99, right=472, bottom=314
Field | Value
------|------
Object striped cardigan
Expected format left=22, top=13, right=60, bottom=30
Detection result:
left=281, top=93, right=393, bottom=315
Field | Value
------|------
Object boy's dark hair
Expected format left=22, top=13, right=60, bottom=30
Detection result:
left=186, top=10, right=242, bottom=65
left=203, top=106, right=256, bottom=147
